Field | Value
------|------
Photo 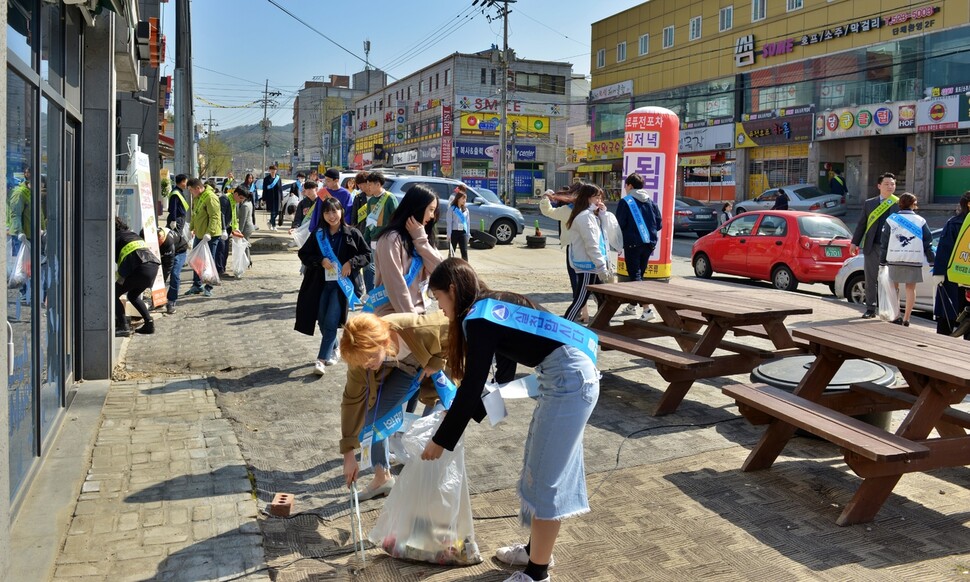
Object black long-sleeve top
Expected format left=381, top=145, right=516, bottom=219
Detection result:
left=432, top=301, right=564, bottom=451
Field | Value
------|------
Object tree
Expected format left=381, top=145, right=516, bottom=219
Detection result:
left=198, top=134, right=232, bottom=177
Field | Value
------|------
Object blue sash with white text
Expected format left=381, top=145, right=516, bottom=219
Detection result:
left=889, top=213, right=923, bottom=239
left=265, top=175, right=280, bottom=190
left=362, top=252, right=424, bottom=313
left=463, top=298, right=599, bottom=364
left=623, top=195, right=651, bottom=244
left=357, top=369, right=457, bottom=443
left=315, top=230, right=361, bottom=308
left=451, top=206, right=469, bottom=233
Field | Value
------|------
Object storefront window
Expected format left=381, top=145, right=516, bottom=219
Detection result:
left=40, top=97, right=64, bottom=440
left=8, top=0, right=35, bottom=68
left=7, top=69, right=37, bottom=499
left=933, top=142, right=970, bottom=203
left=41, top=2, right=63, bottom=92
left=925, top=26, right=970, bottom=91
left=591, top=101, right=630, bottom=141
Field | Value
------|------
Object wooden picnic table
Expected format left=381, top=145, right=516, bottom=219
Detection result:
left=588, top=279, right=812, bottom=415
left=727, top=321, right=970, bottom=525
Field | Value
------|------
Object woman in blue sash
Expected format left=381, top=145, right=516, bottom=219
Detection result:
left=562, top=184, right=614, bottom=323
left=295, top=197, right=371, bottom=375
left=422, top=258, right=599, bottom=582
left=879, top=192, right=934, bottom=326
left=370, top=184, right=442, bottom=316
left=447, top=187, right=470, bottom=260
left=339, top=311, right=451, bottom=500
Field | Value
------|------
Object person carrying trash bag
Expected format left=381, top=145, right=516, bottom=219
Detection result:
left=422, top=258, right=600, bottom=582
left=338, top=311, right=453, bottom=501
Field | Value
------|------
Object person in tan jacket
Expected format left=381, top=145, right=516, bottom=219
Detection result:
left=339, top=310, right=450, bottom=500
left=370, top=184, right=443, bottom=316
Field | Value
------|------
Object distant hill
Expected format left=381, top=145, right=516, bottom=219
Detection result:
left=217, top=122, right=293, bottom=176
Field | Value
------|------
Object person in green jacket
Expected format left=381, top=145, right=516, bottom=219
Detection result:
left=185, top=177, right=225, bottom=297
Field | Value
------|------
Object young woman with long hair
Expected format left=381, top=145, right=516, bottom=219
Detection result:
left=562, top=184, right=613, bottom=322
left=295, top=197, right=371, bottom=375
left=338, top=311, right=450, bottom=500
left=422, top=258, right=599, bottom=582
left=447, top=187, right=470, bottom=260
left=368, top=184, right=442, bottom=315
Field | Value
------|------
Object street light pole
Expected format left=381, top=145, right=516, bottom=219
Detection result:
left=477, top=0, right=516, bottom=206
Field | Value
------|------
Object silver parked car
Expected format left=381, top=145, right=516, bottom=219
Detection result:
left=833, top=229, right=941, bottom=311
left=735, top=184, right=847, bottom=217
left=383, top=176, right=525, bottom=244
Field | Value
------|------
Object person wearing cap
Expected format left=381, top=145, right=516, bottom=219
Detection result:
left=322, top=168, right=353, bottom=223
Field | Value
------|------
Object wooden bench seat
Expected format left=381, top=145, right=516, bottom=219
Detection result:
left=725, top=383, right=930, bottom=463
left=596, top=328, right=715, bottom=369
left=850, top=382, right=970, bottom=429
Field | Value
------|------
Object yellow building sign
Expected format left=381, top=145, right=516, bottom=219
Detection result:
left=459, top=112, right=550, bottom=136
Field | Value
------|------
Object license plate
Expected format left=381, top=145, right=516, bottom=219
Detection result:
left=694, top=214, right=711, bottom=219
left=824, top=200, right=837, bottom=208
left=824, top=246, right=842, bottom=258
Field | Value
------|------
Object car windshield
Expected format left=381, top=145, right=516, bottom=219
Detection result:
left=679, top=197, right=707, bottom=207
left=793, top=186, right=828, bottom=199
left=797, top=215, right=851, bottom=238
left=473, top=187, right=502, bottom=204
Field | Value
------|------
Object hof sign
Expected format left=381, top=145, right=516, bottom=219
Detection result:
left=622, top=107, right=678, bottom=279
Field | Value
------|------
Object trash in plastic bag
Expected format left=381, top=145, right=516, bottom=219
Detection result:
left=7, top=239, right=30, bottom=288
left=291, top=221, right=311, bottom=249
left=368, top=412, right=482, bottom=566
left=231, top=237, right=250, bottom=276
left=877, top=265, right=899, bottom=321
left=186, top=239, right=220, bottom=285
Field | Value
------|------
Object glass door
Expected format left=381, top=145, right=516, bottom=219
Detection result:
left=39, top=97, right=64, bottom=441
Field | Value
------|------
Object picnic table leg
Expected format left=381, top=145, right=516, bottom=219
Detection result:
left=837, top=378, right=955, bottom=525
left=590, top=296, right=621, bottom=331
left=762, top=319, right=797, bottom=350
left=899, top=370, right=967, bottom=438
left=742, top=349, right=844, bottom=471
left=652, top=321, right=728, bottom=416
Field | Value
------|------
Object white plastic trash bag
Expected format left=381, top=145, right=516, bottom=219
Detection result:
left=368, top=412, right=482, bottom=566
left=7, top=239, right=30, bottom=288
left=186, top=239, right=220, bottom=285
left=291, top=221, right=311, bottom=249
left=877, top=265, right=899, bottom=321
left=231, top=237, right=250, bottom=276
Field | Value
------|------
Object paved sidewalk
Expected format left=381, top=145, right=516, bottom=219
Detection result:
left=44, top=219, right=970, bottom=581
left=50, top=376, right=268, bottom=582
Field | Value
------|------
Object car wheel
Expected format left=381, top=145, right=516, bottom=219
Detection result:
left=693, top=253, right=713, bottom=278
left=734, top=206, right=746, bottom=214
left=490, top=219, right=516, bottom=245
left=845, top=273, right=865, bottom=304
left=771, top=265, right=798, bottom=291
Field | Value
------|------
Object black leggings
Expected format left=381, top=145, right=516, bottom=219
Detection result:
left=450, top=230, right=468, bottom=260
left=563, top=271, right=602, bottom=322
left=116, top=262, right=160, bottom=325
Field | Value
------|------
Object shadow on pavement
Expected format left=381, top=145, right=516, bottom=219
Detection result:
left=124, top=464, right=251, bottom=503
left=143, top=525, right=265, bottom=582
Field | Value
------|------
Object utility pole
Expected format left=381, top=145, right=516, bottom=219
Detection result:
left=476, top=0, right=516, bottom=206
left=174, top=0, right=195, bottom=176
left=205, top=111, right=218, bottom=175
left=258, top=79, right=282, bottom=176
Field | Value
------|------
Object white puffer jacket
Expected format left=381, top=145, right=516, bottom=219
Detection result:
left=567, top=207, right=611, bottom=276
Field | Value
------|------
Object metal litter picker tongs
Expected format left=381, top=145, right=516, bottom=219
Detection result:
left=349, top=482, right=366, bottom=564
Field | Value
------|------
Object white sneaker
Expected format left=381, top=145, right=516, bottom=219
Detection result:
left=503, top=572, right=550, bottom=582
left=313, top=360, right=326, bottom=375
left=495, top=543, right=555, bottom=567
left=620, top=304, right=639, bottom=316
left=640, top=307, right=654, bottom=321
left=324, top=357, right=338, bottom=366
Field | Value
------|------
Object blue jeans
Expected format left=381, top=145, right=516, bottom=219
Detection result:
left=363, top=262, right=376, bottom=293
left=192, top=237, right=220, bottom=290
left=215, top=237, right=228, bottom=274
left=317, top=281, right=343, bottom=361
left=623, top=243, right=655, bottom=282
left=368, top=367, right=419, bottom=470
left=167, top=251, right=187, bottom=304
left=519, top=345, right=599, bottom=525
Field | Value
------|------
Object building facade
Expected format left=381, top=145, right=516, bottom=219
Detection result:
left=4, top=3, right=156, bottom=568
left=350, top=48, right=573, bottom=198
left=591, top=0, right=970, bottom=206
left=293, top=75, right=365, bottom=174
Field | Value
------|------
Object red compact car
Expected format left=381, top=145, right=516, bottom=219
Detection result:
left=690, top=210, right=854, bottom=291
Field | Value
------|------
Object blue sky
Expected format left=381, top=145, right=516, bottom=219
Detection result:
left=161, top=0, right=644, bottom=130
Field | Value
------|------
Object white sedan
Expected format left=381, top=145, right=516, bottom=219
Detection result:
left=833, top=229, right=940, bottom=311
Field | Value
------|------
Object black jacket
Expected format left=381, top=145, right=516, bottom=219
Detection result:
left=294, top=225, right=371, bottom=335
left=116, top=228, right=161, bottom=281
